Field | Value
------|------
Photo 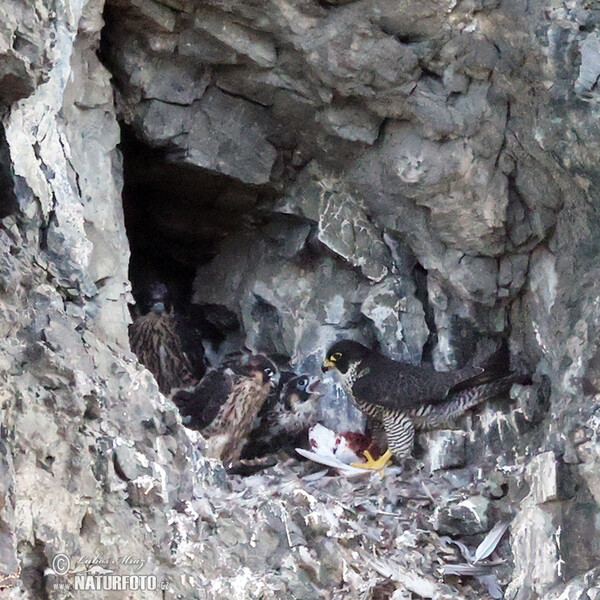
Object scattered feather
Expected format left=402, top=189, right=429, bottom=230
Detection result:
left=440, top=563, right=496, bottom=576
left=362, top=552, right=462, bottom=600
left=473, top=521, right=509, bottom=563
left=440, top=521, right=509, bottom=598
left=478, top=574, right=503, bottom=599
left=301, top=469, right=329, bottom=482
left=441, top=536, right=474, bottom=563
left=295, top=448, right=368, bottom=475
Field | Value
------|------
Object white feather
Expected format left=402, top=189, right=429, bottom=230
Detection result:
left=295, top=448, right=368, bottom=475
left=473, top=522, right=509, bottom=563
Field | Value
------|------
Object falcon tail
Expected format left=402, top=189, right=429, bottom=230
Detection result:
left=412, top=373, right=530, bottom=430
left=450, top=341, right=516, bottom=393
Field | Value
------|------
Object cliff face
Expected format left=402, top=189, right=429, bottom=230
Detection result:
left=1, top=0, right=600, bottom=598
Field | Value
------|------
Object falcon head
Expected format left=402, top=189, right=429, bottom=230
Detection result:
left=136, top=281, right=170, bottom=315
left=281, top=374, right=324, bottom=409
left=239, top=354, right=280, bottom=388
left=322, top=340, right=370, bottom=374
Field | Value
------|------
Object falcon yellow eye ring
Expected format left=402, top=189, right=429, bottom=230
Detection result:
left=332, top=352, right=342, bottom=361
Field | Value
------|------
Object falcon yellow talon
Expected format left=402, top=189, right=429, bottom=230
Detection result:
left=351, top=449, right=393, bottom=471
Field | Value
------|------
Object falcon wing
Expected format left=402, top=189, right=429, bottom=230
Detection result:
left=352, top=353, right=484, bottom=411
left=172, top=370, right=233, bottom=429
left=174, top=314, right=206, bottom=381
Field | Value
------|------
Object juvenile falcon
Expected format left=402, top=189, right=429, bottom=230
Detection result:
left=322, top=340, right=524, bottom=471
left=172, top=354, right=279, bottom=465
left=242, top=372, right=323, bottom=459
left=129, top=282, right=205, bottom=394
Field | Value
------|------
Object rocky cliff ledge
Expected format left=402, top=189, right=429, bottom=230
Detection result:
left=1, top=0, right=600, bottom=598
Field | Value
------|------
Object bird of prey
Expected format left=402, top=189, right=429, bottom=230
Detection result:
left=241, top=372, right=323, bottom=459
left=129, top=282, right=205, bottom=394
left=322, top=339, right=524, bottom=471
left=171, top=354, right=279, bottom=464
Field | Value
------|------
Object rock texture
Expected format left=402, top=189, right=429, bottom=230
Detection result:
left=1, top=0, right=600, bottom=598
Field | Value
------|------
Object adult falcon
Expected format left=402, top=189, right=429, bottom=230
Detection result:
left=172, top=354, right=279, bottom=465
left=322, top=340, right=525, bottom=471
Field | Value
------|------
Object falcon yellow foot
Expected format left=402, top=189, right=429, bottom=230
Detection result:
left=351, top=449, right=393, bottom=471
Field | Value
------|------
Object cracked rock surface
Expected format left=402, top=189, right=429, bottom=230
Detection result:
left=1, top=0, right=600, bottom=599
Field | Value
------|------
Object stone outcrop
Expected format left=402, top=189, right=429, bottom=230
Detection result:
left=1, top=0, right=600, bottom=598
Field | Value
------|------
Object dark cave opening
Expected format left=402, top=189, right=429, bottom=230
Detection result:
left=118, top=123, right=309, bottom=367
left=121, top=124, right=268, bottom=312
left=121, top=126, right=238, bottom=356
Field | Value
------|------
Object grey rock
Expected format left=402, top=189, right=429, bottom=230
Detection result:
left=308, top=26, right=420, bottom=98
left=0, top=1, right=58, bottom=106
left=577, top=415, right=600, bottom=506
left=527, top=452, right=561, bottom=504
left=132, top=88, right=277, bottom=185
left=110, top=0, right=178, bottom=32
left=422, top=430, right=467, bottom=472
left=275, top=160, right=329, bottom=222
left=433, top=495, right=490, bottom=536
left=126, top=475, right=166, bottom=507
left=315, top=105, right=382, bottom=144
left=498, top=254, right=529, bottom=299
left=194, top=8, right=277, bottom=68
left=371, top=121, right=508, bottom=257
left=317, top=177, right=392, bottom=282
left=360, top=277, right=428, bottom=363
left=510, top=383, right=546, bottom=427
left=540, top=571, right=600, bottom=600
left=113, top=445, right=142, bottom=482
left=439, top=36, right=499, bottom=81
left=0, top=439, right=18, bottom=588
left=575, top=33, right=600, bottom=95
left=106, top=30, right=211, bottom=105
left=178, top=28, right=239, bottom=64
left=507, top=492, right=561, bottom=599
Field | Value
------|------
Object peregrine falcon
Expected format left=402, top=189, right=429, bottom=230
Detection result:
left=129, top=282, right=205, bottom=394
left=241, top=372, right=323, bottom=459
left=322, top=340, right=523, bottom=471
left=172, top=355, right=279, bottom=464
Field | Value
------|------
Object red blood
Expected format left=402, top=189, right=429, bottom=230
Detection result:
left=338, top=431, right=381, bottom=459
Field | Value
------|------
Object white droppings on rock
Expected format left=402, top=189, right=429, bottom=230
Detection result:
left=324, top=295, right=346, bottom=325
left=575, top=34, right=600, bottom=94
left=527, top=451, right=560, bottom=504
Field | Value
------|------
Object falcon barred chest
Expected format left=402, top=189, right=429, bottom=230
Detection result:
left=322, top=340, right=523, bottom=471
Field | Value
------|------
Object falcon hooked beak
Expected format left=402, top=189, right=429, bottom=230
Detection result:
left=322, top=348, right=347, bottom=373
left=321, top=358, right=335, bottom=372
